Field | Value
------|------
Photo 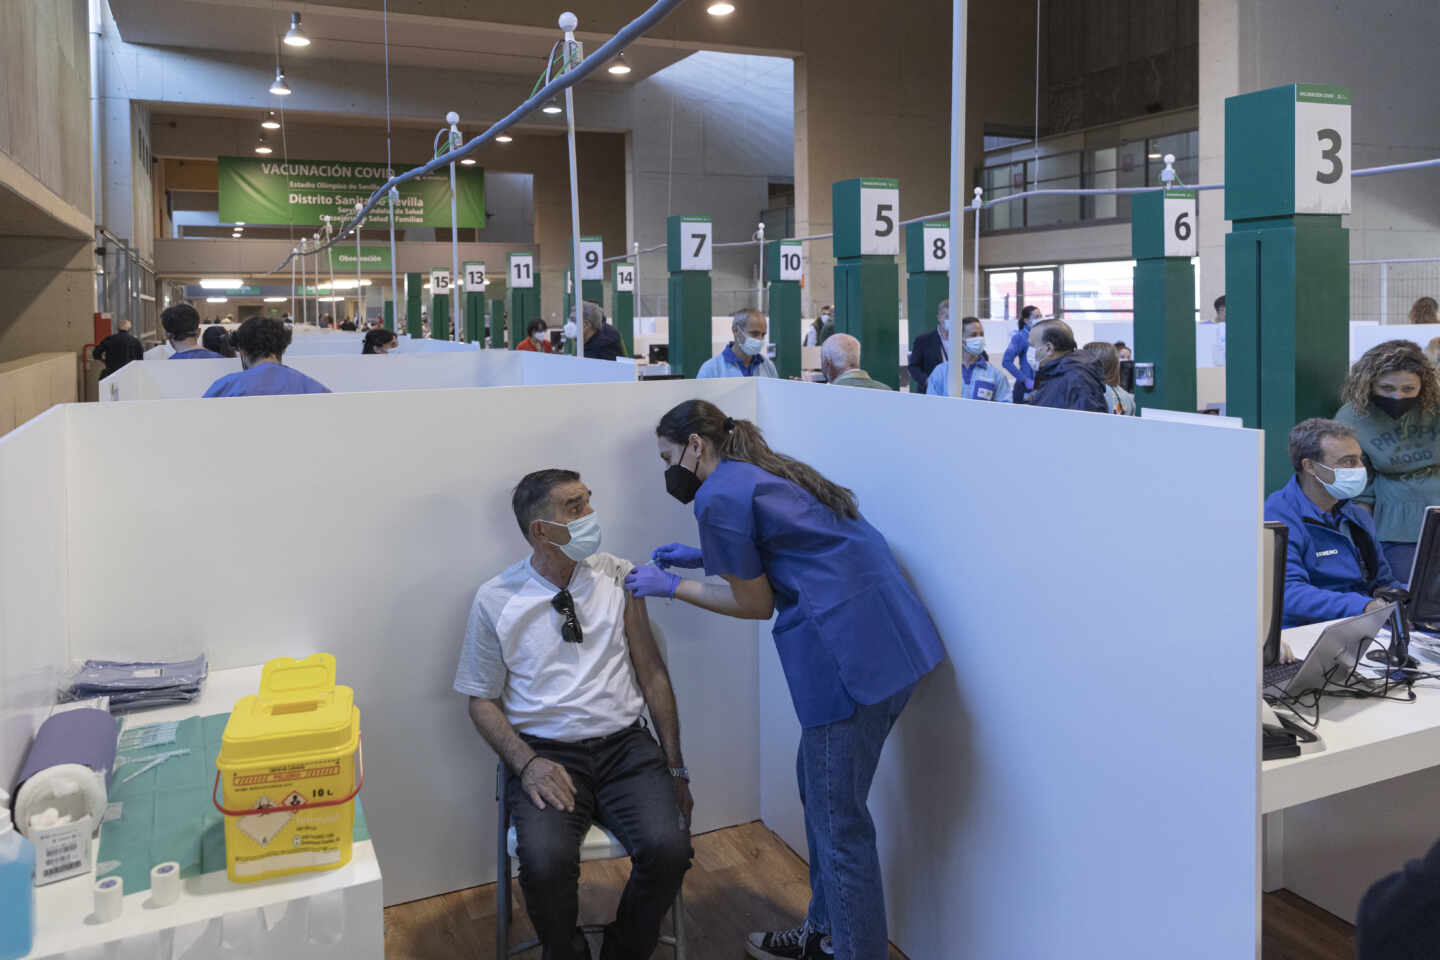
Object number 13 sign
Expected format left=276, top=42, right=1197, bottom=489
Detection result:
left=1294, top=84, right=1350, bottom=215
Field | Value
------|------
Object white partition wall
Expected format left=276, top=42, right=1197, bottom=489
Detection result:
left=0, top=411, right=70, bottom=791
left=753, top=379, right=1263, bottom=959
left=58, top=380, right=757, bottom=906
left=1352, top=322, right=1440, bottom=363
left=102, top=352, right=633, bottom=401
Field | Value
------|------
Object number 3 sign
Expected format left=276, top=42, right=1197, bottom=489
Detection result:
left=1294, top=84, right=1350, bottom=214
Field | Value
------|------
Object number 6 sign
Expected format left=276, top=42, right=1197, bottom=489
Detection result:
left=1162, top=190, right=1197, bottom=258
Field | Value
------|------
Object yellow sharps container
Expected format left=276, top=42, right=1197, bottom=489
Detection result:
left=214, top=654, right=362, bottom=883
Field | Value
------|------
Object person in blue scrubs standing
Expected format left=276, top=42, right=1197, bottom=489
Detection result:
left=926, top=316, right=1013, bottom=400
left=162, top=304, right=224, bottom=359
left=203, top=316, right=331, bottom=398
left=625, top=399, right=945, bottom=960
left=1001, top=304, right=1042, bottom=402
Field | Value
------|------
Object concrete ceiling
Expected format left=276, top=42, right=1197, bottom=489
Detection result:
left=108, top=0, right=691, bottom=80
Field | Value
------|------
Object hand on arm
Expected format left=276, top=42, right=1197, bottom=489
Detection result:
left=624, top=592, right=693, bottom=826
left=467, top=697, right=575, bottom=812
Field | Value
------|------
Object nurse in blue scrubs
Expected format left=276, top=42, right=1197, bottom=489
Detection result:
left=625, top=399, right=945, bottom=960
left=161, top=303, right=224, bottom=359
left=202, top=316, right=331, bottom=398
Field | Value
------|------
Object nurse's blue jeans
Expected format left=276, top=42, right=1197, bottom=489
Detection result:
left=799, top=685, right=914, bottom=960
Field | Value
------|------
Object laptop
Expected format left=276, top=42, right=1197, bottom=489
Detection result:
left=1265, top=604, right=1395, bottom=697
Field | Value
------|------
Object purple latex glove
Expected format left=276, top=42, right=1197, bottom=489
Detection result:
left=652, top=543, right=704, bottom=570
left=625, top=564, right=680, bottom=599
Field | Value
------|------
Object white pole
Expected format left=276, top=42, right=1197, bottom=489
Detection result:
left=326, top=221, right=337, bottom=328
left=946, top=0, right=968, bottom=398
left=354, top=202, right=364, bottom=325
left=756, top=221, right=766, bottom=313
left=560, top=12, right=584, bottom=357
left=300, top=243, right=307, bottom=325
left=388, top=187, right=400, bottom=331
left=1380, top=261, right=1389, bottom=324
left=633, top=240, right=641, bottom=317
left=972, top=186, right=983, bottom=321
left=312, top=234, right=321, bottom=326
left=290, top=249, right=297, bottom=324
left=446, top=111, right=462, bottom=342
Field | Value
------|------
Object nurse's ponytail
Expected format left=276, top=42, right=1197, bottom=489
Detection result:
left=657, top=400, right=859, bottom=519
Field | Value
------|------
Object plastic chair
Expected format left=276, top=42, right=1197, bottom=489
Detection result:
left=495, top=760, right=687, bottom=958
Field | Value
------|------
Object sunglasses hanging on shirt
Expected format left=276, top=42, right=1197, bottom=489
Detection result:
left=551, top=588, right=583, bottom=644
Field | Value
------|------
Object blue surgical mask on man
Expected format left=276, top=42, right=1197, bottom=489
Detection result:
left=740, top=335, right=767, bottom=357
left=1311, top=462, right=1367, bottom=501
left=963, top=336, right=986, bottom=356
left=541, top=512, right=602, bottom=561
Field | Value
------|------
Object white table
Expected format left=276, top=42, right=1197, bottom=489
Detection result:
left=25, top=666, right=384, bottom=960
left=1261, top=622, right=1440, bottom=923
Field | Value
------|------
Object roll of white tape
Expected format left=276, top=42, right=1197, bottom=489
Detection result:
left=93, top=875, right=123, bottom=922
left=150, top=861, right=181, bottom=906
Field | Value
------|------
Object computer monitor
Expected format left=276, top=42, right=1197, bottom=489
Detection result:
left=550, top=330, right=564, bottom=349
left=1406, top=506, right=1440, bottom=632
left=1119, top=359, right=1135, bottom=392
left=1262, top=521, right=1289, bottom=666
left=648, top=344, right=669, bottom=364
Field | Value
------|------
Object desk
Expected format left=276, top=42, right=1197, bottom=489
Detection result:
left=25, top=666, right=383, bottom=960
left=1261, top=622, right=1440, bottom=923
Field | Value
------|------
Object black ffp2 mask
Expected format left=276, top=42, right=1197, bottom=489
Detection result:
left=1373, top=394, right=1420, bottom=420
left=665, top=445, right=703, bottom=504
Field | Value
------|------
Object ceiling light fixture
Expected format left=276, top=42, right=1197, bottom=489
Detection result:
left=283, top=12, right=310, bottom=47
left=542, top=97, right=562, bottom=115
left=269, top=67, right=292, bottom=96
left=608, top=52, right=632, bottom=75
left=261, top=111, right=281, bottom=130
left=199, top=278, right=245, bottom=290
left=1147, top=153, right=1162, bottom=159
left=707, top=2, right=736, bottom=15
left=254, top=134, right=273, bottom=155
left=460, top=157, right=477, bottom=166
left=235, top=221, right=246, bottom=226
left=264, top=296, right=288, bottom=302
left=206, top=297, right=229, bottom=303
left=496, top=134, right=513, bottom=143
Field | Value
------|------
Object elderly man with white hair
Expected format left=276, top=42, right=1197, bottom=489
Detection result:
left=820, top=333, right=892, bottom=391
left=696, top=308, right=778, bottom=379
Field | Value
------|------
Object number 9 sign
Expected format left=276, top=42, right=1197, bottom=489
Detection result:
left=578, top=238, right=604, bottom=281
left=1162, top=190, right=1197, bottom=258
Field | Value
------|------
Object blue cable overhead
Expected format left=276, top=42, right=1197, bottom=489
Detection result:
left=269, top=0, right=690, bottom=273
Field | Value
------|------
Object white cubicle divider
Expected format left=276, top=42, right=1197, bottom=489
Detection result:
left=145, top=332, right=476, bottom=362
left=101, top=351, right=634, bottom=401
left=1351, top=321, right=1440, bottom=363
left=9, top=380, right=758, bottom=908
left=0, top=376, right=1265, bottom=953
left=754, top=379, right=1263, bottom=959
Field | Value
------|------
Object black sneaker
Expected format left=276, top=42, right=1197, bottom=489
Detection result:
left=746, top=925, right=834, bottom=960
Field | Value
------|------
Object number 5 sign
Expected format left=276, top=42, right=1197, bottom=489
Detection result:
left=833, top=177, right=900, bottom=260
left=1162, top=190, right=1197, bottom=258
left=1294, top=84, right=1350, bottom=214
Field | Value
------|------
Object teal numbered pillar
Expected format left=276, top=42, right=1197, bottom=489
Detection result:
left=833, top=178, right=901, bottom=388
left=405, top=272, right=423, bottom=338
left=667, top=215, right=714, bottom=378
left=507, top=252, right=538, bottom=347
left=1130, top=189, right=1198, bottom=414
left=767, top=239, right=804, bottom=379
left=564, top=271, right=604, bottom=326
left=489, top=299, right=506, bottom=348
left=462, top=262, right=487, bottom=345
left=904, top=219, right=950, bottom=353
left=612, top=261, right=636, bottom=358
left=384, top=300, right=395, bottom=331
left=1225, top=83, right=1352, bottom=493
left=430, top=268, right=453, bottom=340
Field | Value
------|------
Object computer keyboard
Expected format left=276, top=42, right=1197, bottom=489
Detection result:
left=1264, top=660, right=1303, bottom=689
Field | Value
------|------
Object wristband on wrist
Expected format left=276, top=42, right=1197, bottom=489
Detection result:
left=518, top=755, right=540, bottom=779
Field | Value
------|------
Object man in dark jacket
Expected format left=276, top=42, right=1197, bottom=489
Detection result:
left=92, top=318, right=145, bottom=378
left=581, top=301, right=623, bottom=361
left=1026, top=319, right=1107, bottom=412
left=906, top=299, right=950, bottom=394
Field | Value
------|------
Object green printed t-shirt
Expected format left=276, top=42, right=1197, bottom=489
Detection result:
left=1336, top=402, right=1440, bottom=544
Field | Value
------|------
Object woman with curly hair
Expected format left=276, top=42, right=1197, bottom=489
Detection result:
left=1335, top=339, right=1440, bottom=578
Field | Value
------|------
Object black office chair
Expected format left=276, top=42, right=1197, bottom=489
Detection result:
left=494, top=762, right=687, bottom=957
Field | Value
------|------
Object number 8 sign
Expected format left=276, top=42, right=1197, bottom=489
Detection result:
left=1162, top=190, right=1197, bottom=258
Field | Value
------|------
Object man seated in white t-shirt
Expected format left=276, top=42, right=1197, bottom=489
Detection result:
left=454, top=469, right=693, bottom=960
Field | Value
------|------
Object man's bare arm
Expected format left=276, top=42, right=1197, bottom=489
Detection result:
left=625, top=592, right=694, bottom=825
left=467, top=696, right=576, bottom=812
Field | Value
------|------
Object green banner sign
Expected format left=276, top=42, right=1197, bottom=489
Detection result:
left=327, top=244, right=393, bottom=273
left=217, top=156, right=485, bottom=229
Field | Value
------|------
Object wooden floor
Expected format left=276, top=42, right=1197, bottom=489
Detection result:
left=383, top=821, right=1354, bottom=960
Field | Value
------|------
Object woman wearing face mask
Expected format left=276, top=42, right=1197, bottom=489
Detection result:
left=362, top=328, right=398, bottom=354
left=1001, top=304, right=1043, bottom=402
left=925, top=316, right=1013, bottom=400
left=1334, top=339, right=1440, bottom=579
left=515, top=318, right=554, bottom=353
left=624, top=400, right=944, bottom=960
